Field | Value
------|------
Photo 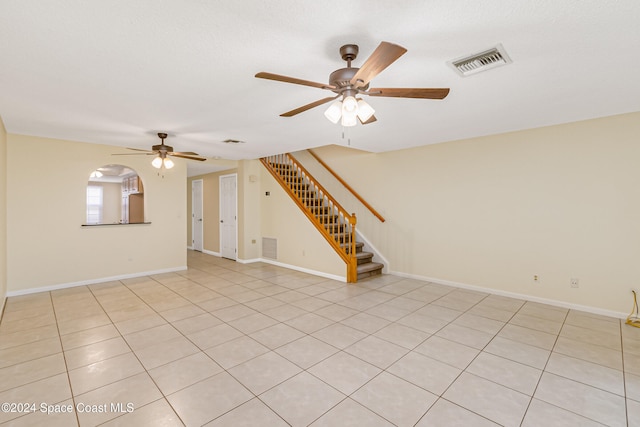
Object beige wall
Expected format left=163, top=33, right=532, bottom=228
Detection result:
left=238, top=160, right=262, bottom=261
left=309, top=112, right=640, bottom=314
left=260, top=165, right=346, bottom=279
left=0, top=117, right=7, bottom=314
left=7, top=134, right=187, bottom=293
left=187, top=168, right=237, bottom=254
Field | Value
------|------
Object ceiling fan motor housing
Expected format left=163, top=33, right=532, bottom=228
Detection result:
left=329, top=68, right=368, bottom=95
left=152, top=144, right=173, bottom=152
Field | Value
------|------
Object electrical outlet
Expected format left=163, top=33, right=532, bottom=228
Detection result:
left=571, top=278, right=579, bottom=288
left=533, top=275, right=540, bottom=283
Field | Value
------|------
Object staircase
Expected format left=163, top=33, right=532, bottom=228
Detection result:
left=261, top=153, right=383, bottom=282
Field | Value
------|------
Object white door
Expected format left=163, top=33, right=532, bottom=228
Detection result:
left=192, top=179, right=203, bottom=252
left=220, top=174, right=237, bottom=260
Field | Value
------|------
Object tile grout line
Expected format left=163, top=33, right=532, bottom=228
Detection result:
left=516, top=301, right=569, bottom=426
left=49, top=290, right=82, bottom=427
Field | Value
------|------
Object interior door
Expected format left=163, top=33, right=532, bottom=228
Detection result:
left=220, top=174, right=237, bottom=260
left=192, top=179, right=203, bottom=252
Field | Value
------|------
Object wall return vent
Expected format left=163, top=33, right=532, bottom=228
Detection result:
left=448, top=44, right=512, bottom=77
left=262, top=237, right=277, bottom=260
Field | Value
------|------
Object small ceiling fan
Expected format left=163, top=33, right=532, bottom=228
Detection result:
left=255, top=41, right=450, bottom=126
left=113, top=133, right=206, bottom=169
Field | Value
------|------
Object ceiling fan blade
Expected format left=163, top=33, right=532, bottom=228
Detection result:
left=126, top=147, right=155, bottom=152
left=255, top=72, right=335, bottom=90
left=350, top=42, right=407, bottom=88
left=112, top=152, right=156, bottom=156
left=367, top=88, right=450, bottom=99
left=172, top=151, right=199, bottom=156
left=169, top=153, right=207, bottom=161
left=280, top=96, right=339, bottom=117
left=359, top=115, right=377, bottom=125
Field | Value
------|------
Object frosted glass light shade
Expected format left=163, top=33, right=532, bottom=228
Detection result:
left=342, top=96, right=358, bottom=113
left=324, top=100, right=342, bottom=124
left=164, top=157, right=175, bottom=169
left=341, top=110, right=357, bottom=127
left=151, top=156, right=163, bottom=168
left=356, top=99, right=375, bottom=122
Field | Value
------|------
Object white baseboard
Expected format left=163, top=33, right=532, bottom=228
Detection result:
left=187, top=248, right=221, bottom=257
left=205, top=251, right=345, bottom=282
left=237, top=257, right=346, bottom=282
left=389, top=270, right=628, bottom=319
left=6, top=266, right=188, bottom=297
left=203, top=249, right=221, bottom=257
left=237, top=257, right=261, bottom=264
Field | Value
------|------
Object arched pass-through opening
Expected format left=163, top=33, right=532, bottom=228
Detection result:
left=85, top=164, right=145, bottom=225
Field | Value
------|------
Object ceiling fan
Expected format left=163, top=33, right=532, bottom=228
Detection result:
left=114, top=133, right=206, bottom=169
left=255, top=41, right=450, bottom=126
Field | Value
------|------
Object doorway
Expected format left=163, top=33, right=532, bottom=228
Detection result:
left=192, top=179, right=203, bottom=252
left=219, top=174, right=237, bottom=260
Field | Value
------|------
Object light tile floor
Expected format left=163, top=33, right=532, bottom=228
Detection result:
left=1, top=251, right=639, bottom=426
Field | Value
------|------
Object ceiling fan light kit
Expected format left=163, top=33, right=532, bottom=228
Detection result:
left=113, top=132, right=206, bottom=171
left=151, top=155, right=174, bottom=169
left=256, top=41, right=450, bottom=126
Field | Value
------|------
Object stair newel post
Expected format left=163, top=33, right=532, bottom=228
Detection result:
left=347, top=213, right=358, bottom=283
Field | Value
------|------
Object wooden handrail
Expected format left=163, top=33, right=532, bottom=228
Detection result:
left=308, top=149, right=386, bottom=222
left=260, top=153, right=358, bottom=283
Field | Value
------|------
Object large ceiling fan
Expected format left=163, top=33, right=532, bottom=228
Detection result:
left=256, top=41, right=450, bottom=126
left=114, top=133, right=206, bottom=169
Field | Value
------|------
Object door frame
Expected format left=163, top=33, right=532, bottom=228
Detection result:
left=219, top=173, right=238, bottom=260
left=191, top=179, right=203, bottom=252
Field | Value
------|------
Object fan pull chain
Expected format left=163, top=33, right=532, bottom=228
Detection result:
left=341, top=127, right=352, bottom=146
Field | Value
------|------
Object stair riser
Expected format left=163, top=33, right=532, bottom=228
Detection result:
left=324, top=225, right=347, bottom=233
left=357, top=255, right=374, bottom=265
left=357, top=267, right=383, bottom=280
left=343, top=243, right=363, bottom=254
left=331, top=235, right=357, bottom=244
left=310, top=207, right=331, bottom=214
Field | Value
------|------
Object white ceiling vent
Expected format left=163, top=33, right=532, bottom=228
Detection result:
left=448, top=44, right=512, bottom=77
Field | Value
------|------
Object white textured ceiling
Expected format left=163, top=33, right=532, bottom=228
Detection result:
left=1, top=0, right=639, bottom=175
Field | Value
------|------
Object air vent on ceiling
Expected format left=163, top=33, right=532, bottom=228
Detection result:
left=448, top=44, right=512, bottom=77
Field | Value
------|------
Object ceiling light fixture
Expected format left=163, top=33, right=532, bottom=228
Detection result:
left=89, top=170, right=103, bottom=178
left=151, top=153, right=174, bottom=169
left=324, top=95, right=375, bottom=127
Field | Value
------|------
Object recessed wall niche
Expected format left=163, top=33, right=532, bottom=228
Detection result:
left=86, top=164, right=145, bottom=225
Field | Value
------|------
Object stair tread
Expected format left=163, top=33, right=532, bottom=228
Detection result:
left=355, top=251, right=374, bottom=259
left=356, top=262, right=384, bottom=273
